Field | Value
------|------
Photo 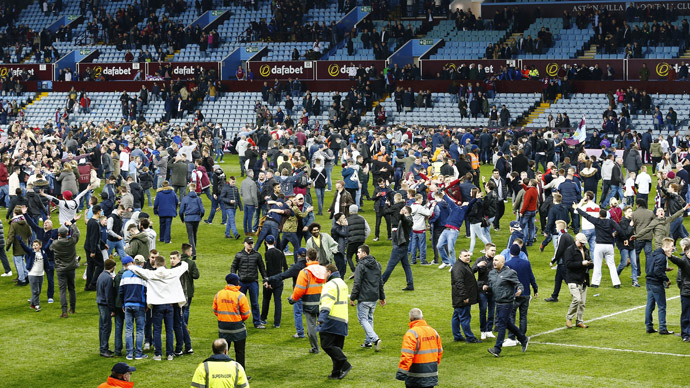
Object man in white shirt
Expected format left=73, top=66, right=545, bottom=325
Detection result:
left=635, top=165, right=652, bottom=205
left=236, top=136, right=250, bottom=178
left=578, top=191, right=600, bottom=252
left=130, top=255, right=188, bottom=361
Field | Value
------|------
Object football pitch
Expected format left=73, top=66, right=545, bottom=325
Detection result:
left=0, top=157, right=687, bottom=388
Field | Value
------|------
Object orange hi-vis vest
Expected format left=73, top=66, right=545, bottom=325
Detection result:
left=470, top=152, right=479, bottom=170
left=213, top=285, right=250, bottom=341
left=397, top=319, right=443, bottom=387
left=290, top=261, right=327, bottom=314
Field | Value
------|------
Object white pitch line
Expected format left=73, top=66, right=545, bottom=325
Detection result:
left=530, top=295, right=681, bottom=339
left=531, top=341, right=690, bottom=358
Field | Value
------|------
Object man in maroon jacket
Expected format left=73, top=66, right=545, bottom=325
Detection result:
left=519, top=179, right=539, bottom=247
left=0, top=155, right=8, bottom=208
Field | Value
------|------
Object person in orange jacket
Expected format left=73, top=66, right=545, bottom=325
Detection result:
left=98, top=362, right=135, bottom=388
left=396, top=308, right=443, bottom=388
left=213, top=273, right=250, bottom=371
left=288, top=248, right=327, bottom=354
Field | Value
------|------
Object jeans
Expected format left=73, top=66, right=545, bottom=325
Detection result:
left=617, top=248, right=638, bottom=283
left=478, top=291, right=495, bottom=332
left=114, top=309, right=124, bottom=354
left=634, top=240, right=652, bottom=277
left=254, top=219, right=280, bottom=250
left=158, top=217, right=173, bottom=243
left=567, top=283, right=587, bottom=323
left=240, top=281, right=261, bottom=327
left=409, top=232, right=427, bottom=264
left=452, top=306, right=477, bottom=341
left=224, top=208, right=239, bottom=238
left=243, top=205, right=255, bottom=234
left=207, top=196, right=227, bottom=224
left=293, top=299, right=304, bottom=336
left=381, top=244, right=414, bottom=289
left=0, top=247, right=11, bottom=273
left=582, top=228, right=597, bottom=253
left=185, top=221, right=200, bottom=256
left=57, top=269, right=76, bottom=314
left=356, top=301, right=379, bottom=344
left=520, top=211, right=536, bottom=244
left=325, top=166, right=333, bottom=190
left=602, top=185, right=624, bottom=207
left=152, top=304, right=174, bottom=357
left=670, top=217, right=689, bottom=240
left=85, top=250, right=104, bottom=289
left=646, top=282, right=667, bottom=331
left=314, top=188, right=325, bottom=214
left=482, top=217, right=494, bottom=243
left=145, top=189, right=152, bottom=207
left=28, top=275, right=43, bottom=306
left=320, top=332, right=349, bottom=376
left=0, top=184, right=9, bottom=207
left=281, top=232, right=301, bottom=254
left=125, top=306, right=146, bottom=357
left=437, top=228, right=459, bottom=266
left=469, top=223, right=491, bottom=254
left=681, top=296, right=690, bottom=340
left=591, top=244, right=620, bottom=286
left=173, top=303, right=188, bottom=353
left=261, top=282, right=283, bottom=326
left=508, top=295, right=530, bottom=340
left=492, top=302, right=527, bottom=354
left=13, top=255, right=28, bottom=282
left=98, top=304, right=113, bottom=353
left=375, top=211, right=391, bottom=239
left=107, top=239, right=127, bottom=259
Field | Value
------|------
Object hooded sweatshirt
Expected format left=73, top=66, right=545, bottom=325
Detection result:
left=350, top=255, right=385, bottom=302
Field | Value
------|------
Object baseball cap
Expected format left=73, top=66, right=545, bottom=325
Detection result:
left=575, top=233, right=588, bottom=245
left=294, top=193, right=304, bottom=200
left=510, top=244, right=521, bottom=257
left=121, top=256, right=134, bottom=265
left=509, top=221, right=521, bottom=230
left=112, top=362, right=136, bottom=374
left=244, top=236, right=254, bottom=245
left=265, top=235, right=275, bottom=244
left=225, top=273, right=240, bottom=285
left=296, top=248, right=307, bottom=257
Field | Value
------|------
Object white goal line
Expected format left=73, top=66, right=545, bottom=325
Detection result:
left=531, top=341, right=690, bottom=358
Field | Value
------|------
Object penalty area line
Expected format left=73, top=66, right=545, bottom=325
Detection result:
left=531, top=341, right=690, bottom=358
left=530, top=295, right=681, bottom=339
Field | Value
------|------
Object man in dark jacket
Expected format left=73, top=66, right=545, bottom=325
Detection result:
left=179, top=184, right=205, bottom=259
left=264, top=247, right=307, bottom=338
left=669, top=243, right=690, bottom=342
left=473, top=243, right=496, bottom=340
left=558, top=170, right=582, bottom=233
left=232, top=237, right=267, bottom=329
left=545, top=221, right=574, bottom=302
left=541, top=193, right=570, bottom=251
left=51, top=221, right=81, bottom=318
left=505, top=244, right=538, bottom=343
left=127, top=177, right=144, bottom=211
left=96, top=259, right=117, bottom=358
left=260, top=235, right=288, bottom=328
left=153, top=181, right=178, bottom=244
left=451, top=250, right=481, bottom=343
left=219, top=176, right=242, bottom=239
left=349, top=245, right=385, bottom=351
left=645, top=238, right=675, bottom=335
left=564, top=233, right=593, bottom=328
left=483, top=254, right=528, bottom=357
left=381, top=206, right=414, bottom=291
left=84, top=205, right=104, bottom=291
left=372, top=179, right=392, bottom=241
left=345, top=205, right=368, bottom=278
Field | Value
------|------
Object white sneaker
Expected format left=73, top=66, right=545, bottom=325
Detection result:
left=438, top=263, right=447, bottom=269
left=1, top=271, right=12, bottom=277
left=448, top=266, right=453, bottom=272
left=144, top=343, right=151, bottom=351
left=82, top=271, right=87, bottom=280
left=503, top=338, right=518, bottom=347
left=485, top=332, right=496, bottom=338
left=167, top=355, right=174, bottom=361
left=153, top=355, right=161, bottom=361
left=481, top=332, right=487, bottom=340
left=48, top=298, right=54, bottom=304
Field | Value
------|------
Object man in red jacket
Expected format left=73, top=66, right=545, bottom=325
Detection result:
left=0, top=155, right=8, bottom=208
left=519, top=179, right=539, bottom=247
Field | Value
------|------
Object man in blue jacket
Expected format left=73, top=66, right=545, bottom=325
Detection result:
left=505, top=244, right=538, bottom=345
left=341, top=160, right=361, bottom=206
left=96, top=259, right=117, bottom=358
left=437, top=194, right=477, bottom=270
left=119, top=255, right=148, bottom=360
left=153, top=180, right=179, bottom=244
left=179, top=183, right=205, bottom=260
left=645, top=238, right=674, bottom=335
left=558, top=169, right=582, bottom=233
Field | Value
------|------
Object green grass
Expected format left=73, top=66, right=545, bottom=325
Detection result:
left=1, top=157, right=688, bottom=387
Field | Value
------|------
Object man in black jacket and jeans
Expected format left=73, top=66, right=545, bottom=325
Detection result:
left=452, top=250, right=481, bottom=343
left=84, top=205, right=103, bottom=291
left=381, top=206, right=414, bottom=291
left=473, top=243, right=496, bottom=340
left=349, top=244, right=385, bottom=351
left=231, top=237, right=267, bottom=329
left=669, top=242, right=690, bottom=342
left=264, top=248, right=308, bottom=338
left=545, top=221, right=573, bottom=302
left=260, top=235, right=288, bottom=328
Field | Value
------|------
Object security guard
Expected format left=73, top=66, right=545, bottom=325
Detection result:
left=396, top=308, right=443, bottom=388
left=318, top=263, right=351, bottom=380
left=190, top=339, right=249, bottom=388
left=288, top=248, right=327, bottom=354
left=213, top=274, right=250, bottom=370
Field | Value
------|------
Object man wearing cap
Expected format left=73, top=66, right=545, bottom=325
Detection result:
left=119, top=256, right=148, bottom=360
left=97, top=259, right=118, bottom=358
left=50, top=218, right=81, bottom=318
left=232, top=237, right=267, bottom=329
left=265, top=247, right=308, bottom=338
left=260, top=235, right=288, bottom=328
left=564, top=233, right=594, bottom=328
left=129, top=255, right=188, bottom=361
left=98, top=362, right=136, bottom=388
left=213, top=273, right=251, bottom=370
left=85, top=204, right=104, bottom=291
left=42, top=184, right=92, bottom=226
left=191, top=339, right=249, bottom=388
